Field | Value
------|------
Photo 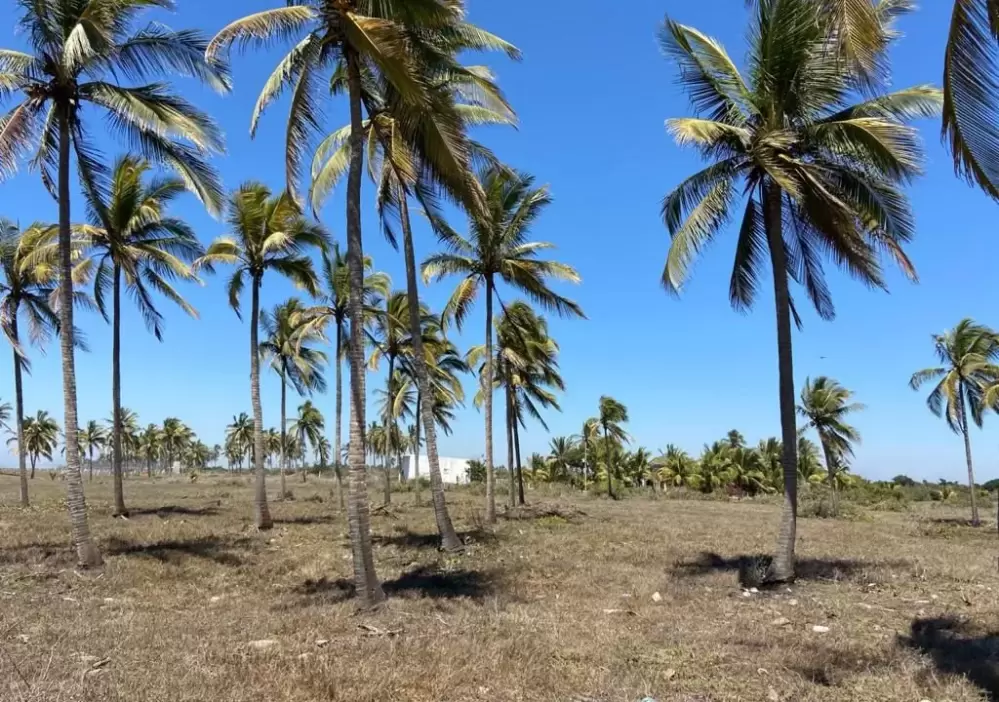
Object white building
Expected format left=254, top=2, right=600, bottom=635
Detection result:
left=399, top=454, right=470, bottom=485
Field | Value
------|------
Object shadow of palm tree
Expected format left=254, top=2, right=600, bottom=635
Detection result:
left=372, top=528, right=492, bottom=550
left=902, top=616, right=999, bottom=700
left=105, top=536, right=253, bottom=566
left=294, top=564, right=500, bottom=604
left=673, top=551, right=912, bottom=588
left=272, top=514, right=338, bottom=526
left=127, top=505, right=221, bottom=518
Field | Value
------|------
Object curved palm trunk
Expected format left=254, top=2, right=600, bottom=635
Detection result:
left=384, top=356, right=395, bottom=505
left=764, top=185, right=798, bottom=582
left=582, top=439, right=588, bottom=491
left=604, top=424, right=616, bottom=499
left=345, top=51, right=384, bottom=607
left=280, top=364, right=287, bottom=500
left=111, top=264, right=127, bottom=516
left=12, top=319, right=28, bottom=506
left=514, top=414, right=525, bottom=505
left=334, top=323, right=345, bottom=511
left=250, top=276, right=272, bottom=530
left=959, top=386, right=980, bottom=526
left=505, top=381, right=515, bottom=509
left=484, top=276, right=496, bottom=523
left=398, top=191, right=460, bottom=548
left=58, top=111, right=101, bottom=568
left=818, top=434, right=839, bottom=516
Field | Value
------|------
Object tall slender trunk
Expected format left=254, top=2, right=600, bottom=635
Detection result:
left=57, top=110, right=101, bottom=567
left=12, top=319, right=28, bottom=506
left=398, top=190, right=460, bottom=548
left=280, top=364, right=287, bottom=500
left=582, top=437, right=588, bottom=491
left=250, top=276, right=272, bottom=529
left=89, top=450, right=94, bottom=482
left=484, top=276, right=496, bottom=523
left=384, top=356, right=395, bottom=505
left=413, top=389, right=423, bottom=506
left=345, top=52, right=384, bottom=607
left=959, top=385, right=980, bottom=526
left=764, top=184, right=798, bottom=582
left=514, top=414, right=525, bottom=505
left=818, top=434, right=839, bottom=516
left=605, top=424, right=616, bottom=499
left=146, top=456, right=151, bottom=478
left=111, top=264, right=127, bottom=516
left=334, top=322, right=345, bottom=510
left=506, top=381, right=515, bottom=509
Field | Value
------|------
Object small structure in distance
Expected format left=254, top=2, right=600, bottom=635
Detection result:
left=399, top=454, right=470, bottom=485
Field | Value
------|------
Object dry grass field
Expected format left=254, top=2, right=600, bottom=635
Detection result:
left=1, top=474, right=998, bottom=702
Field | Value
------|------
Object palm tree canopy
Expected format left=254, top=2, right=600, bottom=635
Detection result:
left=659, top=0, right=940, bottom=320
left=259, top=297, right=328, bottom=396
left=911, top=318, right=999, bottom=431
left=81, top=155, right=203, bottom=339
left=598, top=396, right=630, bottom=445
left=422, top=165, right=584, bottom=330
left=0, top=0, right=229, bottom=213
left=797, top=376, right=864, bottom=460
left=196, top=183, right=329, bottom=317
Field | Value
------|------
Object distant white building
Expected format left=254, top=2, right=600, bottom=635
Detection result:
left=399, top=454, right=470, bottom=485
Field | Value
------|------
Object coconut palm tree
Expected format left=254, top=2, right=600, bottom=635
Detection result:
left=299, top=245, right=389, bottom=512
left=659, top=0, right=938, bottom=580
left=797, top=376, right=865, bottom=513
left=82, top=155, right=202, bottom=516
left=291, top=400, right=325, bottom=482
left=161, top=417, right=192, bottom=474
left=138, top=424, right=161, bottom=478
left=797, top=437, right=824, bottom=485
left=574, top=419, right=600, bottom=491
left=78, top=421, right=107, bottom=482
left=654, top=445, right=698, bottom=488
left=260, top=298, right=327, bottom=497
left=423, top=165, right=584, bottom=521
left=547, top=437, right=578, bottom=484
left=8, top=411, right=60, bottom=479
left=597, top=397, right=629, bottom=499
left=0, top=220, right=62, bottom=506
left=0, top=0, right=228, bottom=568
left=911, top=319, right=999, bottom=526
left=196, top=184, right=326, bottom=529
left=225, top=413, right=253, bottom=473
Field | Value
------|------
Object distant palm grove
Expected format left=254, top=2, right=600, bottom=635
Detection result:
left=1, top=0, right=999, bottom=605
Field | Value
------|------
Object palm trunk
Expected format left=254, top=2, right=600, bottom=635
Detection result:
left=605, top=424, right=615, bottom=499
left=398, top=190, right=460, bottom=548
left=250, top=276, right=272, bottom=529
left=334, top=322, right=345, bottom=511
left=413, top=389, right=422, bottom=506
left=514, top=414, right=525, bottom=505
left=89, top=450, right=94, bottom=482
left=484, top=276, right=496, bottom=523
left=146, top=456, right=151, bottom=479
left=57, top=110, right=101, bottom=568
left=30, top=455, right=36, bottom=479
left=959, top=386, right=980, bottom=526
left=818, top=435, right=839, bottom=516
left=506, top=381, right=515, bottom=509
left=12, top=319, right=28, bottom=506
left=764, top=184, right=798, bottom=582
left=280, top=364, right=287, bottom=500
left=384, top=356, right=395, bottom=505
left=111, top=264, right=127, bottom=516
left=345, top=51, right=384, bottom=607
left=582, top=438, right=588, bottom=491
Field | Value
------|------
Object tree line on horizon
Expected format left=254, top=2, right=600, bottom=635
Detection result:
left=2, top=0, right=999, bottom=604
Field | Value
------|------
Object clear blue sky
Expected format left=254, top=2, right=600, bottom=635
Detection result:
left=1, top=0, right=996, bottom=483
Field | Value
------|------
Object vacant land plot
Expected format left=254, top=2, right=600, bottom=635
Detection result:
left=1, top=475, right=997, bottom=702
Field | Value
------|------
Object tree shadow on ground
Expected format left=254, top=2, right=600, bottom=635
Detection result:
left=127, top=505, right=221, bottom=518
left=272, top=514, right=338, bottom=526
left=924, top=517, right=986, bottom=528
left=372, top=528, right=493, bottom=550
left=105, top=536, right=253, bottom=566
left=901, top=616, right=999, bottom=700
left=499, top=503, right=588, bottom=523
left=733, top=638, right=893, bottom=687
left=0, top=541, right=76, bottom=567
left=294, top=564, right=499, bottom=605
left=672, top=551, right=912, bottom=588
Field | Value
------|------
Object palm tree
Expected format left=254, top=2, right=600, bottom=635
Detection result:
left=547, top=437, right=578, bottom=484
left=423, top=165, right=584, bottom=522
left=78, top=421, right=107, bottom=482
left=911, top=319, right=999, bottom=526
left=225, top=413, right=253, bottom=473
left=0, top=0, right=228, bottom=569
left=138, top=424, right=161, bottom=478
left=574, top=419, right=600, bottom=491
left=300, top=245, right=388, bottom=513
left=83, top=155, right=202, bottom=516
left=597, top=397, right=629, bottom=499
left=161, top=417, right=192, bottom=474
left=654, top=445, right=697, bottom=488
left=797, top=437, right=824, bottom=485
left=291, top=400, right=326, bottom=482
left=260, top=298, right=327, bottom=497
left=0, top=220, right=61, bottom=506
left=797, top=376, right=865, bottom=513
left=197, top=184, right=326, bottom=529
left=9, top=411, right=60, bottom=479
left=659, top=1, right=938, bottom=581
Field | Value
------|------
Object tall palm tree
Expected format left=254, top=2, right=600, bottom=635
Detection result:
left=797, top=376, right=865, bottom=513
left=574, top=419, right=600, bottom=491
left=597, top=397, right=629, bottom=499
left=138, top=424, right=161, bottom=478
left=547, top=437, right=578, bottom=484
left=291, top=400, right=325, bottom=482
left=9, top=410, right=60, bottom=479
left=161, top=417, right=192, bottom=474
left=911, top=319, right=999, bottom=526
left=83, top=155, right=202, bottom=516
left=659, top=0, right=938, bottom=581
left=300, top=245, right=388, bottom=513
left=225, top=413, right=253, bottom=473
left=197, top=184, right=326, bottom=530
left=78, top=421, right=107, bottom=482
left=0, top=0, right=228, bottom=569
left=423, top=165, right=584, bottom=522
left=260, top=298, right=327, bottom=497
left=0, top=220, right=61, bottom=506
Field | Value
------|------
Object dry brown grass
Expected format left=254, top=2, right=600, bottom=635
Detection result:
left=1, top=475, right=998, bottom=702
